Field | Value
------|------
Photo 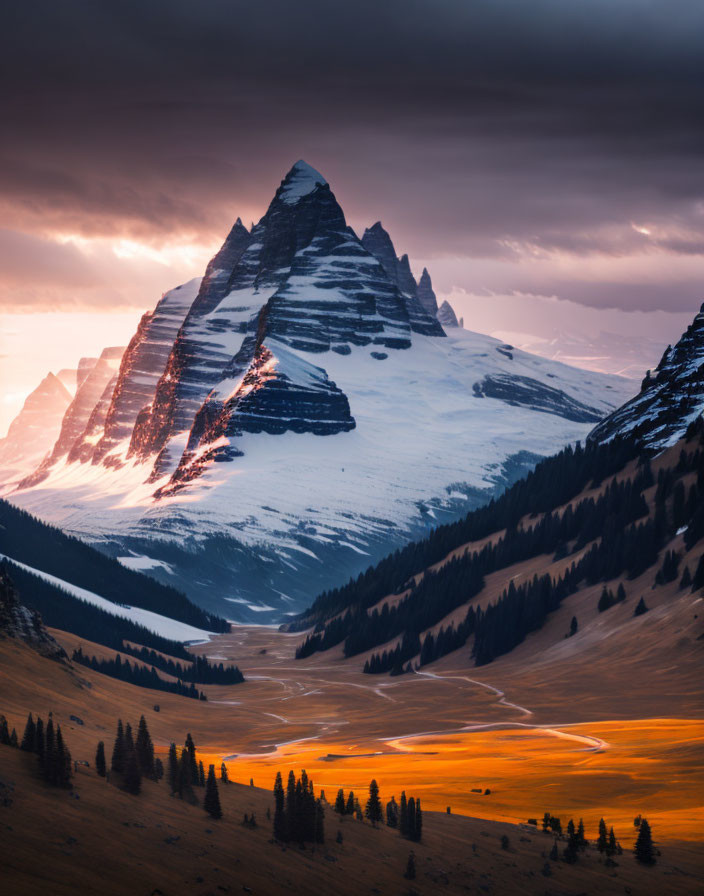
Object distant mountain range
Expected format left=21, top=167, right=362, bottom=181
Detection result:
left=4, top=161, right=632, bottom=621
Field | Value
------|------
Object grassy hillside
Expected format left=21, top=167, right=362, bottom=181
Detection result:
left=0, top=636, right=702, bottom=896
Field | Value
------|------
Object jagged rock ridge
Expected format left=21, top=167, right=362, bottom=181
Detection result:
left=361, top=221, right=458, bottom=330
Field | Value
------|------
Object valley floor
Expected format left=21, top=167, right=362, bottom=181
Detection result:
left=1, top=565, right=702, bottom=894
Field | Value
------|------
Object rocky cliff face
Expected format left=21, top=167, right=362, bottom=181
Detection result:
left=0, top=564, right=67, bottom=661
left=72, top=279, right=200, bottom=468
left=589, top=302, right=704, bottom=451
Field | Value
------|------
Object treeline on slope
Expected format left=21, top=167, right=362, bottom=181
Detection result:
left=0, top=498, right=227, bottom=632
left=119, top=645, right=244, bottom=684
left=6, top=560, right=193, bottom=659
left=72, top=648, right=207, bottom=700
left=300, top=456, right=655, bottom=666
left=299, top=436, right=641, bottom=626
left=308, top=417, right=704, bottom=672
left=469, top=435, right=704, bottom=665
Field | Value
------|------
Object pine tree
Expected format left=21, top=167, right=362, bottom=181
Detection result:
left=204, top=764, right=222, bottom=819
left=154, top=758, right=164, bottom=781
left=273, top=771, right=286, bottom=841
left=124, top=722, right=135, bottom=757
left=549, top=840, right=559, bottom=861
left=577, top=818, right=586, bottom=850
left=176, top=749, right=191, bottom=798
left=20, top=713, right=35, bottom=752
left=198, top=760, right=205, bottom=787
left=9, top=728, right=17, bottom=748
left=167, top=742, right=178, bottom=792
left=597, top=817, right=608, bottom=852
left=220, top=762, right=229, bottom=783
left=567, top=819, right=575, bottom=840
left=386, top=795, right=399, bottom=827
left=184, top=733, right=198, bottom=784
left=400, top=791, right=408, bottom=837
left=680, top=565, right=692, bottom=588
left=0, top=715, right=10, bottom=745
left=415, top=798, right=423, bottom=841
left=598, top=587, right=614, bottom=612
left=569, top=616, right=578, bottom=637
left=407, top=797, right=416, bottom=840
left=616, top=583, right=627, bottom=603
left=314, top=798, right=325, bottom=843
left=34, top=717, right=44, bottom=763
left=95, top=741, right=106, bottom=777
left=123, top=747, right=141, bottom=795
left=285, top=770, right=297, bottom=842
left=563, top=838, right=578, bottom=863
left=44, top=718, right=55, bottom=782
left=345, top=790, right=355, bottom=816
left=634, top=597, right=649, bottom=616
left=365, top=779, right=383, bottom=826
left=135, top=716, right=155, bottom=777
left=404, top=851, right=416, bottom=880
left=608, top=827, right=617, bottom=856
left=334, top=788, right=346, bottom=814
left=111, top=720, right=125, bottom=774
left=634, top=818, right=655, bottom=864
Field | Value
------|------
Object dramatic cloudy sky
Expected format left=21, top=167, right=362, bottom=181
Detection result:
left=1, top=0, right=703, bottom=430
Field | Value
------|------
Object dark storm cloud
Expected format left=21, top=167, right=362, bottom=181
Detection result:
left=2, top=0, right=704, bottom=310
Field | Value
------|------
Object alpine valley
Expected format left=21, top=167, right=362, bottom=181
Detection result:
left=4, top=162, right=632, bottom=621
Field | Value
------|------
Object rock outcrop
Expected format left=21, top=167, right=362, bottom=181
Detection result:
left=0, top=563, right=67, bottom=661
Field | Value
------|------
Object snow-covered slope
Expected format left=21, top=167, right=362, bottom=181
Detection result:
left=6, top=161, right=633, bottom=621
left=589, top=302, right=704, bottom=452
left=0, top=554, right=211, bottom=641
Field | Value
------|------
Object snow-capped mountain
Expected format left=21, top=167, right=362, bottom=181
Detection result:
left=19, top=346, right=125, bottom=488
left=589, top=302, right=704, bottom=451
left=7, top=161, right=633, bottom=621
left=0, top=373, right=72, bottom=491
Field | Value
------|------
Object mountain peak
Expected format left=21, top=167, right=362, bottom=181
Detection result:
left=278, top=160, right=327, bottom=204
left=417, top=268, right=438, bottom=316
left=437, top=299, right=459, bottom=328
